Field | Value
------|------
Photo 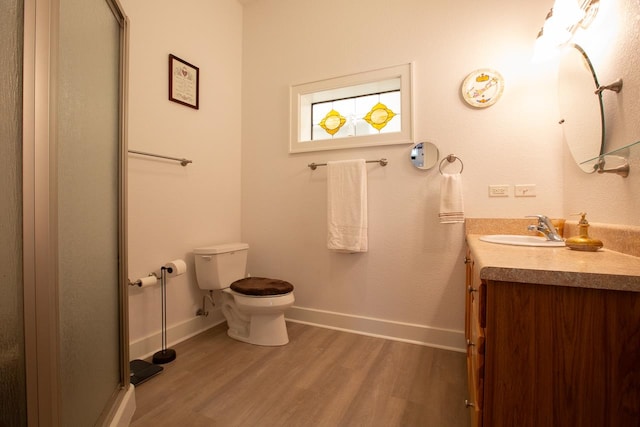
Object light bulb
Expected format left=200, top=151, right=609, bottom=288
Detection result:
left=543, top=9, right=572, bottom=46
left=552, top=0, right=585, bottom=28
left=532, top=28, right=559, bottom=63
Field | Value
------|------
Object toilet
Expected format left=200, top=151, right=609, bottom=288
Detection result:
left=193, top=243, right=294, bottom=346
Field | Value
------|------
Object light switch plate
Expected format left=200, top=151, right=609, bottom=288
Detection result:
left=515, top=184, right=536, bottom=197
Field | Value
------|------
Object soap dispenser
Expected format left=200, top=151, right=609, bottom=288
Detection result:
left=565, top=212, right=603, bottom=251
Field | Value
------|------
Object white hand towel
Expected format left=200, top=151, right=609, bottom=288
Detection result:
left=327, top=159, right=368, bottom=252
left=439, top=173, right=464, bottom=224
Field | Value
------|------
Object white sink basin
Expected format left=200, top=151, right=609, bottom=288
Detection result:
left=479, top=234, right=565, bottom=247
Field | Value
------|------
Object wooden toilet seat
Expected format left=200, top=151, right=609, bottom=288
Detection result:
left=230, top=277, right=294, bottom=296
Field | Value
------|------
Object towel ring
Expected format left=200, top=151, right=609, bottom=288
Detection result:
left=439, top=154, right=464, bottom=175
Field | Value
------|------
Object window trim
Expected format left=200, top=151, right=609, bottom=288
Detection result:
left=289, top=63, right=414, bottom=153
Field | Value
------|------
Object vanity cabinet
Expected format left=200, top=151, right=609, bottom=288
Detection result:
left=464, top=247, right=640, bottom=427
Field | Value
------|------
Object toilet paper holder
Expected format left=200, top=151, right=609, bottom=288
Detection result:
left=128, top=259, right=187, bottom=287
left=153, top=265, right=177, bottom=364
left=127, top=259, right=186, bottom=365
left=129, top=273, right=158, bottom=287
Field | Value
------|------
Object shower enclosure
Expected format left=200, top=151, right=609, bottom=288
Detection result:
left=1, top=0, right=27, bottom=424
left=3, top=0, right=131, bottom=424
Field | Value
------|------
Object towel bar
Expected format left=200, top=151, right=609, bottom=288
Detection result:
left=128, top=149, right=193, bottom=167
left=308, top=158, right=388, bottom=170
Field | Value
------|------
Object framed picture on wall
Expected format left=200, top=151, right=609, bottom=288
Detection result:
left=169, top=54, right=199, bottom=109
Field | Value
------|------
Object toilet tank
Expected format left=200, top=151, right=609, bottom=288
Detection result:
left=193, top=243, right=249, bottom=290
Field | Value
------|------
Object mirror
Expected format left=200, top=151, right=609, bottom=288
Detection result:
left=558, top=44, right=604, bottom=173
left=410, top=141, right=439, bottom=170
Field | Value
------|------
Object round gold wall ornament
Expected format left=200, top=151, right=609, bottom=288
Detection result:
left=461, top=69, right=504, bottom=108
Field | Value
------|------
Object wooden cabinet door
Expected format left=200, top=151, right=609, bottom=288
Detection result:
left=484, top=280, right=640, bottom=426
left=464, top=249, right=474, bottom=343
left=464, top=249, right=485, bottom=426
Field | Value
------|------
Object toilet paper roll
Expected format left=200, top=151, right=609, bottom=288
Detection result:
left=136, top=275, right=158, bottom=288
left=164, top=259, right=187, bottom=277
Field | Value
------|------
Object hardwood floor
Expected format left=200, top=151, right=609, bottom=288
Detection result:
left=131, top=322, right=469, bottom=427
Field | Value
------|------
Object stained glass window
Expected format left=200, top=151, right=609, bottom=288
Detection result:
left=289, top=63, right=413, bottom=153
left=311, top=90, right=400, bottom=140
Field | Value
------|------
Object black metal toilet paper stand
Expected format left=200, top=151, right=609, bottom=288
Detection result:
left=152, top=266, right=176, bottom=364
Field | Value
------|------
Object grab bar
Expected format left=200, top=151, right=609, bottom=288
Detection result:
left=128, top=149, right=193, bottom=167
left=308, top=158, right=388, bottom=170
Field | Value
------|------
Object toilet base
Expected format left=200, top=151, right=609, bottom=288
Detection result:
left=226, top=312, right=289, bottom=346
left=219, top=288, right=293, bottom=346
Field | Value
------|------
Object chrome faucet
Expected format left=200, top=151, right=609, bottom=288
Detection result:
left=526, top=215, right=564, bottom=242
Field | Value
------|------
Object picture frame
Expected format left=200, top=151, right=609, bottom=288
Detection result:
left=169, top=54, right=199, bottom=109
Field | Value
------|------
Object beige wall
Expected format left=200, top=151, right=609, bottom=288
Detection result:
left=241, top=0, right=563, bottom=349
left=123, top=0, right=243, bottom=356
left=562, top=0, right=640, bottom=225
left=123, top=0, right=640, bottom=355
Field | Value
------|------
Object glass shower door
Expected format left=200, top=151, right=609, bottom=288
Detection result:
left=0, top=0, right=27, bottom=425
left=56, top=0, right=126, bottom=424
left=22, top=0, right=129, bottom=423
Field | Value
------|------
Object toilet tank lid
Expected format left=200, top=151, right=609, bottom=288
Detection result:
left=193, top=242, right=249, bottom=255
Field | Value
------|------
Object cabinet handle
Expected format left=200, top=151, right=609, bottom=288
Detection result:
left=468, top=286, right=477, bottom=294
left=465, top=399, right=475, bottom=408
left=464, top=256, right=472, bottom=264
left=466, top=339, right=475, bottom=347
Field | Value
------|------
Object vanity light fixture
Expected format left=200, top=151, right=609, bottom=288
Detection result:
left=532, top=0, right=600, bottom=62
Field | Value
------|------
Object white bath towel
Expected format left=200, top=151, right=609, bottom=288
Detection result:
left=327, top=159, right=368, bottom=252
left=439, top=173, right=464, bottom=224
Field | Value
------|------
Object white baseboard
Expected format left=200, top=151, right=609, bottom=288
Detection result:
left=285, top=306, right=465, bottom=353
left=129, top=310, right=225, bottom=360
left=130, top=306, right=465, bottom=359
left=108, top=385, right=136, bottom=427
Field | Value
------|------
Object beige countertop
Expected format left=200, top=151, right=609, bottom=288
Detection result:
left=467, top=234, right=640, bottom=292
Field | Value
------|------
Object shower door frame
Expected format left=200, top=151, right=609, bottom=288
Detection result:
left=22, top=0, right=130, bottom=424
